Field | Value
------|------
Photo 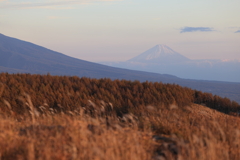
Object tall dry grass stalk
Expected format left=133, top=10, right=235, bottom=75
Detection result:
left=23, top=93, right=36, bottom=124
left=0, top=83, right=4, bottom=98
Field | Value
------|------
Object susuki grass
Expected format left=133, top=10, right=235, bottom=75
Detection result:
left=1, top=74, right=240, bottom=160
left=1, top=96, right=240, bottom=160
left=0, top=114, right=153, bottom=160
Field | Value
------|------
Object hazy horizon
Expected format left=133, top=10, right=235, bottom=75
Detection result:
left=1, top=0, right=240, bottom=62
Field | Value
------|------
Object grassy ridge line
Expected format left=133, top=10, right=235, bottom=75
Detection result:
left=0, top=73, right=239, bottom=118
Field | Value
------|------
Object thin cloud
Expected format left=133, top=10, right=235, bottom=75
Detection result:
left=235, top=30, right=240, bottom=33
left=47, top=16, right=70, bottom=19
left=180, top=27, right=214, bottom=33
left=0, top=0, right=121, bottom=9
left=0, top=1, right=86, bottom=9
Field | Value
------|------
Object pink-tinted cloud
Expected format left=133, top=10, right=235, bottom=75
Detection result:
left=0, top=0, right=121, bottom=9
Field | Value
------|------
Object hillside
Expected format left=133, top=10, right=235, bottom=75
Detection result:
left=0, top=74, right=240, bottom=160
left=0, top=73, right=239, bottom=117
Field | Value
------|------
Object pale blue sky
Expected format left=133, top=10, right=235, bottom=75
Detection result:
left=1, top=0, right=240, bottom=61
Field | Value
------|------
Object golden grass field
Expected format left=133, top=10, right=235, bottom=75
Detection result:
left=1, top=97, right=240, bottom=160
left=0, top=74, right=240, bottom=160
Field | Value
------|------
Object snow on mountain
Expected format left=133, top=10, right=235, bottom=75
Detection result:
left=128, top=44, right=190, bottom=64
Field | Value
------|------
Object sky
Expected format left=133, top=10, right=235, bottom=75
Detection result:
left=0, top=0, right=240, bottom=62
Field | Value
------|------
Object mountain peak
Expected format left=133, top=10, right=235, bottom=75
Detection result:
left=150, top=44, right=178, bottom=58
left=127, top=44, right=189, bottom=64
left=156, top=44, right=167, bottom=48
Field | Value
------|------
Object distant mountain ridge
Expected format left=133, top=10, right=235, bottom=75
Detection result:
left=0, top=33, right=240, bottom=103
left=101, top=44, right=240, bottom=83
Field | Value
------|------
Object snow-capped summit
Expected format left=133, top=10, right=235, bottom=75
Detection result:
left=128, top=44, right=189, bottom=64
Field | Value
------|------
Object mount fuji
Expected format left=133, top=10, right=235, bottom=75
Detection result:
left=100, top=45, right=240, bottom=83
left=128, top=44, right=189, bottom=64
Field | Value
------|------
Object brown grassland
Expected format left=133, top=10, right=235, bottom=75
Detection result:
left=0, top=73, right=240, bottom=160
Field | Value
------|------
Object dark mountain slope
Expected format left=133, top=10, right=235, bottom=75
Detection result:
left=0, top=33, right=179, bottom=81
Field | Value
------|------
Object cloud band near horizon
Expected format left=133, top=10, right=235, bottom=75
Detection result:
left=180, top=27, right=214, bottom=33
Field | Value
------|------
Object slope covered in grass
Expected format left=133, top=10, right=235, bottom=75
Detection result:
left=0, top=73, right=239, bottom=116
left=0, top=73, right=240, bottom=159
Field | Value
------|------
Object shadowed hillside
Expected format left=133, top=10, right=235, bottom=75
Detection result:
left=0, top=73, right=239, bottom=117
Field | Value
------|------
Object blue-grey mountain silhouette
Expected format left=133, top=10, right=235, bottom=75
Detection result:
left=128, top=44, right=189, bottom=64
left=101, top=44, right=240, bottom=83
